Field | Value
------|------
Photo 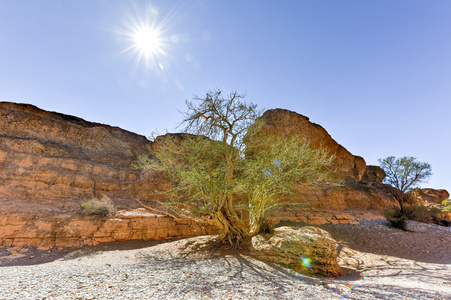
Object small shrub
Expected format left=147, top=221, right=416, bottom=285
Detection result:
left=385, top=204, right=447, bottom=229
left=408, top=205, right=431, bottom=223
left=442, top=199, right=451, bottom=212
left=406, top=204, right=443, bottom=223
left=384, top=208, right=407, bottom=230
left=80, top=196, right=116, bottom=217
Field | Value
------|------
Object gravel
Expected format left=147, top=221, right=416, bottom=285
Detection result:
left=1, top=254, right=449, bottom=300
left=0, top=220, right=450, bottom=299
left=0, top=256, right=337, bottom=299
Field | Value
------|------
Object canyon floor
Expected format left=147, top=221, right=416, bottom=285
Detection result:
left=0, top=219, right=450, bottom=300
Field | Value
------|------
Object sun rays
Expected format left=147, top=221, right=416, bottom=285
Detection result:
left=115, top=3, right=180, bottom=72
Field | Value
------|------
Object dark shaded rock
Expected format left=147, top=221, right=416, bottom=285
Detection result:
left=362, top=165, right=386, bottom=183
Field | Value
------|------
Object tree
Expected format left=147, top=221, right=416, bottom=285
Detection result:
left=378, top=156, right=432, bottom=213
left=136, top=90, right=334, bottom=248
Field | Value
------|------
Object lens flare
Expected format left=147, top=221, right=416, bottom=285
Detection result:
left=337, top=272, right=368, bottom=299
left=301, top=256, right=311, bottom=268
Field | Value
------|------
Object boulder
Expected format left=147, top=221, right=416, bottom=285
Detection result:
left=250, top=226, right=342, bottom=277
left=362, top=165, right=386, bottom=183
left=410, top=188, right=450, bottom=204
left=253, top=109, right=366, bottom=181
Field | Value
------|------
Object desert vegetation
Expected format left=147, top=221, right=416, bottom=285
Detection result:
left=378, top=156, right=432, bottom=213
left=135, top=90, right=335, bottom=248
left=443, top=199, right=451, bottom=211
left=80, top=196, right=116, bottom=218
left=384, top=205, right=444, bottom=230
left=377, top=156, right=449, bottom=229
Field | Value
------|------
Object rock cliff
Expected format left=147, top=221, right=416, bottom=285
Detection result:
left=0, top=102, right=402, bottom=249
left=362, top=165, right=386, bottom=183
left=254, top=109, right=366, bottom=181
left=0, top=209, right=216, bottom=249
left=0, top=101, right=168, bottom=213
left=251, top=109, right=398, bottom=225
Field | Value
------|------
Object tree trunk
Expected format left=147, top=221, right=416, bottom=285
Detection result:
left=393, top=190, right=405, bottom=215
left=212, top=206, right=249, bottom=250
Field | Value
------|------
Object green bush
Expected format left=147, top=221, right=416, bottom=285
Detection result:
left=80, top=196, right=116, bottom=217
left=408, top=205, right=443, bottom=223
left=384, top=208, right=408, bottom=230
left=442, top=199, right=451, bottom=212
left=385, top=204, right=447, bottom=229
left=408, top=205, right=430, bottom=222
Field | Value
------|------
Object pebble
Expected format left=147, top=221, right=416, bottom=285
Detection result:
left=0, top=220, right=449, bottom=299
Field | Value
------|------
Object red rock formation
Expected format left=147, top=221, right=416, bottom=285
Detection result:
left=0, top=209, right=216, bottom=249
left=0, top=102, right=405, bottom=250
left=0, top=101, right=168, bottom=213
left=254, top=109, right=366, bottom=181
left=0, top=102, right=189, bottom=249
left=409, top=188, right=450, bottom=204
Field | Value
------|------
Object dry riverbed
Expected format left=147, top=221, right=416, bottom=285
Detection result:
left=0, top=220, right=450, bottom=299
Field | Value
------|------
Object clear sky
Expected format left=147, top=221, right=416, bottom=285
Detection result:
left=1, top=1, right=450, bottom=192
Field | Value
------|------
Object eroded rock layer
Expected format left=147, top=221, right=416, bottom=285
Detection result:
left=0, top=102, right=165, bottom=211
left=255, top=109, right=366, bottom=181
left=0, top=209, right=216, bottom=249
left=0, top=102, right=406, bottom=250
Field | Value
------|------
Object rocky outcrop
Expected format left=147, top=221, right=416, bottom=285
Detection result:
left=254, top=109, right=366, bottom=181
left=298, top=182, right=397, bottom=211
left=362, top=165, right=386, bottom=183
left=0, top=102, right=204, bottom=249
left=266, top=183, right=398, bottom=225
left=0, top=102, right=402, bottom=250
left=0, top=102, right=168, bottom=213
left=0, top=209, right=216, bottom=249
left=251, top=226, right=342, bottom=277
left=409, top=188, right=450, bottom=204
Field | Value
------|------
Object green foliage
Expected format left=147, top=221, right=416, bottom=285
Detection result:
left=378, top=156, right=432, bottom=193
left=135, top=89, right=335, bottom=245
left=80, top=196, right=116, bottom=217
left=384, top=208, right=408, bottom=230
left=136, top=133, right=334, bottom=236
left=240, top=134, right=334, bottom=235
left=378, top=156, right=432, bottom=214
left=405, top=205, right=441, bottom=223
left=385, top=204, right=444, bottom=230
left=443, top=199, right=451, bottom=211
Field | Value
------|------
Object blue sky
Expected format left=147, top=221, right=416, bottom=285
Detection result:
left=1, top=1, right=450, bottom=192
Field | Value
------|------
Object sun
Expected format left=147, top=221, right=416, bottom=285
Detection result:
left=132, top=26, right=164, bottom=58
left=127, top=22, right=167, bottom=70
left=115, top=4, right=177, bottom=71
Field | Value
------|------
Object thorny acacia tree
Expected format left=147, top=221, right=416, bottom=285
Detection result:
left=136, top=90, right=334, bottom=248
left=378, top=156, right=432, bottom=213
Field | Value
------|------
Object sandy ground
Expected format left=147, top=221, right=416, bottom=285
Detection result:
left=0, top=219, right=450, bottom=299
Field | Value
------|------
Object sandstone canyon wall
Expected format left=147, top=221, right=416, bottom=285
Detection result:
left=254, top=109, right=366, bottom=181
left=254, top=109, right=399, bottom=224
left=0, top=102, right=207, bottom=249
left=0, top=103, right=403, bottom=249
left=0, top=101, right=167, bottom=213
